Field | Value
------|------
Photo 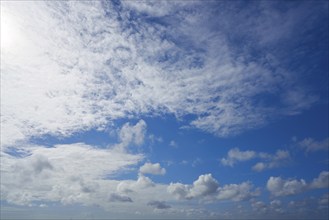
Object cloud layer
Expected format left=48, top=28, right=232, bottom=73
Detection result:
left=1, top=1, right=320, bottom=148
left=1, top=1, right=328, bottom=219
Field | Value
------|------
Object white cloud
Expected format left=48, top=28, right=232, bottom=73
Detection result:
left=221, top=148, right=290, bottom=171
left=267, top=176, right=307, bottom=197
left=0, top=143, right=143, bottom=206
left=267, top=171, right=329, bottom=197
left=251, top=200, right=268, bottom=213
left=221, top=148, right=256, bottom=167
left=0, top=1, right=327, bottom=219
left=189, top=174, right=219, bottom=198
left=116, top=120, right=147, bottom=151
left=252, top=162, right=267, bottom=172
left=310, top=171, right=329, bottom=189
left=167, top=183, right=191, bottom=200
left=223, top=183, right=260, bottom=202
left=0, top=120, right=148, bottom=207
left=252, top=150, right=290, bottom=172
left=1, top=1, right=318, bottom=151
left=297, top=137, right=329, bottom=153
left=217, top=182, right=260, bottom=201
left=168, top=174, right=259, bottom=202
left=139, top=163, right=166, bottom=176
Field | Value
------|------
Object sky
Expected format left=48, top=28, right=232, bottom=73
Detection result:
left=0, top=0, right=328, bottom=219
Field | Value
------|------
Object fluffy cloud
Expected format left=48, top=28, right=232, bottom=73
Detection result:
left=221, top=148, right=290, bottom=171
left=267, top=171, right=329, bottom=197
left=168, top=174, right=220, bottom=200
left=0, top=143, right=143, bottom=206
left=267, top=176, right=307, bottom=197
left=118, top=120, right=147, bottom=148
left=168, top=174, right=258, bottom=202
left=1, top=1, right=327, bottom=218
left=116, top=174, right=156, bottom=195
left=0, top=120, right=148, bottom=207
left=221, top=148, right=256, bottom=167
left=252, top=150, right=290, bottom=172
left=139, top=162, right=166, bottom=175
left=310, top=171, right=329, bottom=189
left=189, top=174, right=219, bottom=198
left=167, top=183, right=191, bottom=200
left=217, top=182, right=260, bottom=201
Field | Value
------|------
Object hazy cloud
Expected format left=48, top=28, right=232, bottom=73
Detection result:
left=297, top=137, right=329, bottom=153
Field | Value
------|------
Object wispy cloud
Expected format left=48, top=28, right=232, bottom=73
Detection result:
left=1, top=0, right=320, bottom=150
left=1, top=1, right=327, bottom=219
left=297, top=137, right=329, bottom=153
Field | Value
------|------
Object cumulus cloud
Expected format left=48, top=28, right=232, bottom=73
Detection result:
left=252, top=150, right=290, bottom=172
left=116, top=174, right=156, bottom=195
left=251, top=200, right=268, bottom=213
left=221, top=148, right=290, bottom=171
left=310, top=171, right=329, bottom=189
left=189, top=174, right=219, bottom=198
left=0, top=121, right=146, bottom=207
left=1, top=1, right=327, bottom=218
left=221, top=148, right=256, bottom=167
left=168, top=174, right=219, bottom=200
left=0, top=143, right=143, bottom=206
left=266, top=171, right=329, bottom=197
left=168, top=174, right=259, bottom=202
left=167, top=183, right=191, bottom=200
left=118, top=120, right=147, bottom=149
left=217, top=182, right=260, bottom=201
left=139, top=163, right=166, bottom=175
left=267, top=176, right=307, bottom=197
left=147, top=201, right=171, bottom=209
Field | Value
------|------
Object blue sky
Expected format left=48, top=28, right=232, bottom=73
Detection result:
left=0, top=0, right=328, bottom=219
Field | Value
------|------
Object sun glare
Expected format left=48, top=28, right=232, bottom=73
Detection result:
left=1, top=6, right=21, bottom=51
